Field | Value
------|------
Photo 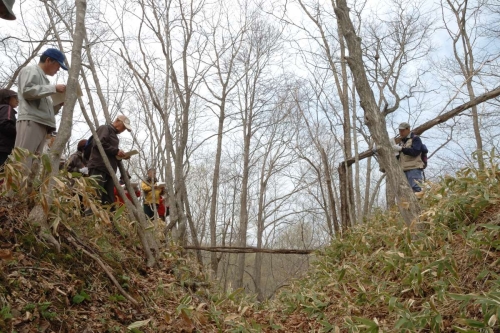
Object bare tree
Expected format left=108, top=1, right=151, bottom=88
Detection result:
left=292, top=85, right=341, bottom=237
left=253, top=89, right=301, bottom=301
left=440, top=0, right=496, bottom=170
left=200, top=0, right=247, bottom=276
left=334, top=0, right=421, bottom=225
left=110, top=0, right=210, bottom=247
left=27, top=0, right=87, bottom=250
left=233, top=17, right=283, bottom=289
left=295, top=0, right=356, bottom=228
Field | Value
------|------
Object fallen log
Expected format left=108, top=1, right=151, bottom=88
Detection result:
left=183, top=246, right=315, bottom=254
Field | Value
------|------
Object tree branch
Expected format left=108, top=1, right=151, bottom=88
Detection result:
left=340, top=85, right=500, bottom=168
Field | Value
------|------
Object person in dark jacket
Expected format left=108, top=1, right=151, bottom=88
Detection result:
left=86, top=115, right=131, bottom=206
left=66, top=139, right=88, bottom=174
left=0, top=89, right=18, bottom=168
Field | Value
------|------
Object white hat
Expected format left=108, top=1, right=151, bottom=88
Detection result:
left=117, top=115, right=132, bottom=132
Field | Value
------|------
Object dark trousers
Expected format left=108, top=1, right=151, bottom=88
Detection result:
left=143, top=203, right=158, bottom=219
left=0, top=152, right=9, bottom=169
left=89, top=168, right=115, bottom=205
left=0, top=152, right=7, bottom=185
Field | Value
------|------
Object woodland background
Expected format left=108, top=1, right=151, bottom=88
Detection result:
left=1, top=0, right=499, bottom=301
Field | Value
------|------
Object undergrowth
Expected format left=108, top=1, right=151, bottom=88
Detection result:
left=0, top=150, right=255, bottom=332
left=0, top=149, right=499, bottom=332
left=267, top=155, right=500, bottom=332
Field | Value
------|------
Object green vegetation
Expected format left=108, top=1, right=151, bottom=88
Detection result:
left=0, top=153, right=499, bottom=331
left=265, top=157, right=500, bottom=332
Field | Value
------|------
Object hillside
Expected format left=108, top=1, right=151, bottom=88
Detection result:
left=1, top=161, right=500, bottom=332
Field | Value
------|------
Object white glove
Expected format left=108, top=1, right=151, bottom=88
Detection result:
left=79, top=167, right=88, bottom=174
left=392, top=145, right=402, bottom=152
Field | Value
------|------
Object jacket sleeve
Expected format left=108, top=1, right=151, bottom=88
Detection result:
left=19, top=67, right=57, bottom=100
left=141, top=181, right=152, bottom=193
left=54, top=104, right=62, bottom=115
left=66, top=154, right=77, bottom=172
left=97, top=125, right=119, bottom=156
left=402, top=135, right=422, bottom=157
left=0, top=119, right=16, bottom=137
left=66, top=153, right=84, bottom=172
left=0, top=106, right=16, bottom=137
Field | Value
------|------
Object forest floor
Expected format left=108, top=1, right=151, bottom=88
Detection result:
left=1, top=162, right=500, bottom=332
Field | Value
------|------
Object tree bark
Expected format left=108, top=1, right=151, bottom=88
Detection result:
left=339, top=86, right=500, bottom=169
left=27, top=0, right=87, bottom=251
left=334, top=0, right=421, bottom=226
left=320, top=148, right=340, bottom=235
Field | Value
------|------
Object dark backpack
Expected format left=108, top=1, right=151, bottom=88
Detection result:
left=83, top=135, right=94, bottom=160
left=421, top=143, right=428, bottom=169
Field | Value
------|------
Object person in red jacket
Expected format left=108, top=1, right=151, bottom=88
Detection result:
left=0, top=89, right=18, bottom=169
left=114, top=172, right=140, bottom=206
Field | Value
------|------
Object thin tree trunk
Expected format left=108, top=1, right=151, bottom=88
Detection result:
left=209, top=106, right=225, bottom=277
left=352, top=82, right=362, bottom=223
left=182, top=184, right=203, bottom=266
left=362, top=155, right=372, bottom=217
left=445, top=0, right=484, bottom=170
left=235, top=126, right=251, bottom=289
left=320, top=148, right=340, bottom=235
left=334, top=0, right=421, bottom=226
left=27, top=0, right=87, bottom=252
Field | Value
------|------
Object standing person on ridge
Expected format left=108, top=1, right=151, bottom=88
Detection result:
left=86, top=115, right=131, bottom=209
left=15, top=48, right=67, bottom=164
left=392, top=122, right=425, bottom=192
left=0, top=89, right=18, bottom=169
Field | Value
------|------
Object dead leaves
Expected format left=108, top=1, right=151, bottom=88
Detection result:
left=0, top=248, right=13, bottom=260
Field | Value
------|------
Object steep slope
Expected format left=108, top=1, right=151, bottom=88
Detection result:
left=254, top=163, right=500, bottom=332
left=1, top=159, right=499, bottom=332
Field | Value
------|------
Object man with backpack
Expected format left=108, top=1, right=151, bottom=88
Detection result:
left=392, top=122, right=427, bottom=193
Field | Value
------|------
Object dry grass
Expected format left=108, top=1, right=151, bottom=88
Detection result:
left=1, top=151, right=499, bottom=332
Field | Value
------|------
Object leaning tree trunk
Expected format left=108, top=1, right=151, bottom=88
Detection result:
left=334, top=0, right=421, bottom=226
left=28, top=0, right=87, bottom=251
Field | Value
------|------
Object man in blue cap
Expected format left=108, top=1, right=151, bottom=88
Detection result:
left=15, top=48, right=67, bottom=161
left=0, top=0, right=16, bottom=20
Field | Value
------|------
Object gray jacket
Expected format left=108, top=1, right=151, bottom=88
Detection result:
left=17, top=65, right=61, bottom=130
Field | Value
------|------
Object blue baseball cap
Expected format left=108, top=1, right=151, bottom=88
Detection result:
left=42, top=48, right=68, bottom=70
